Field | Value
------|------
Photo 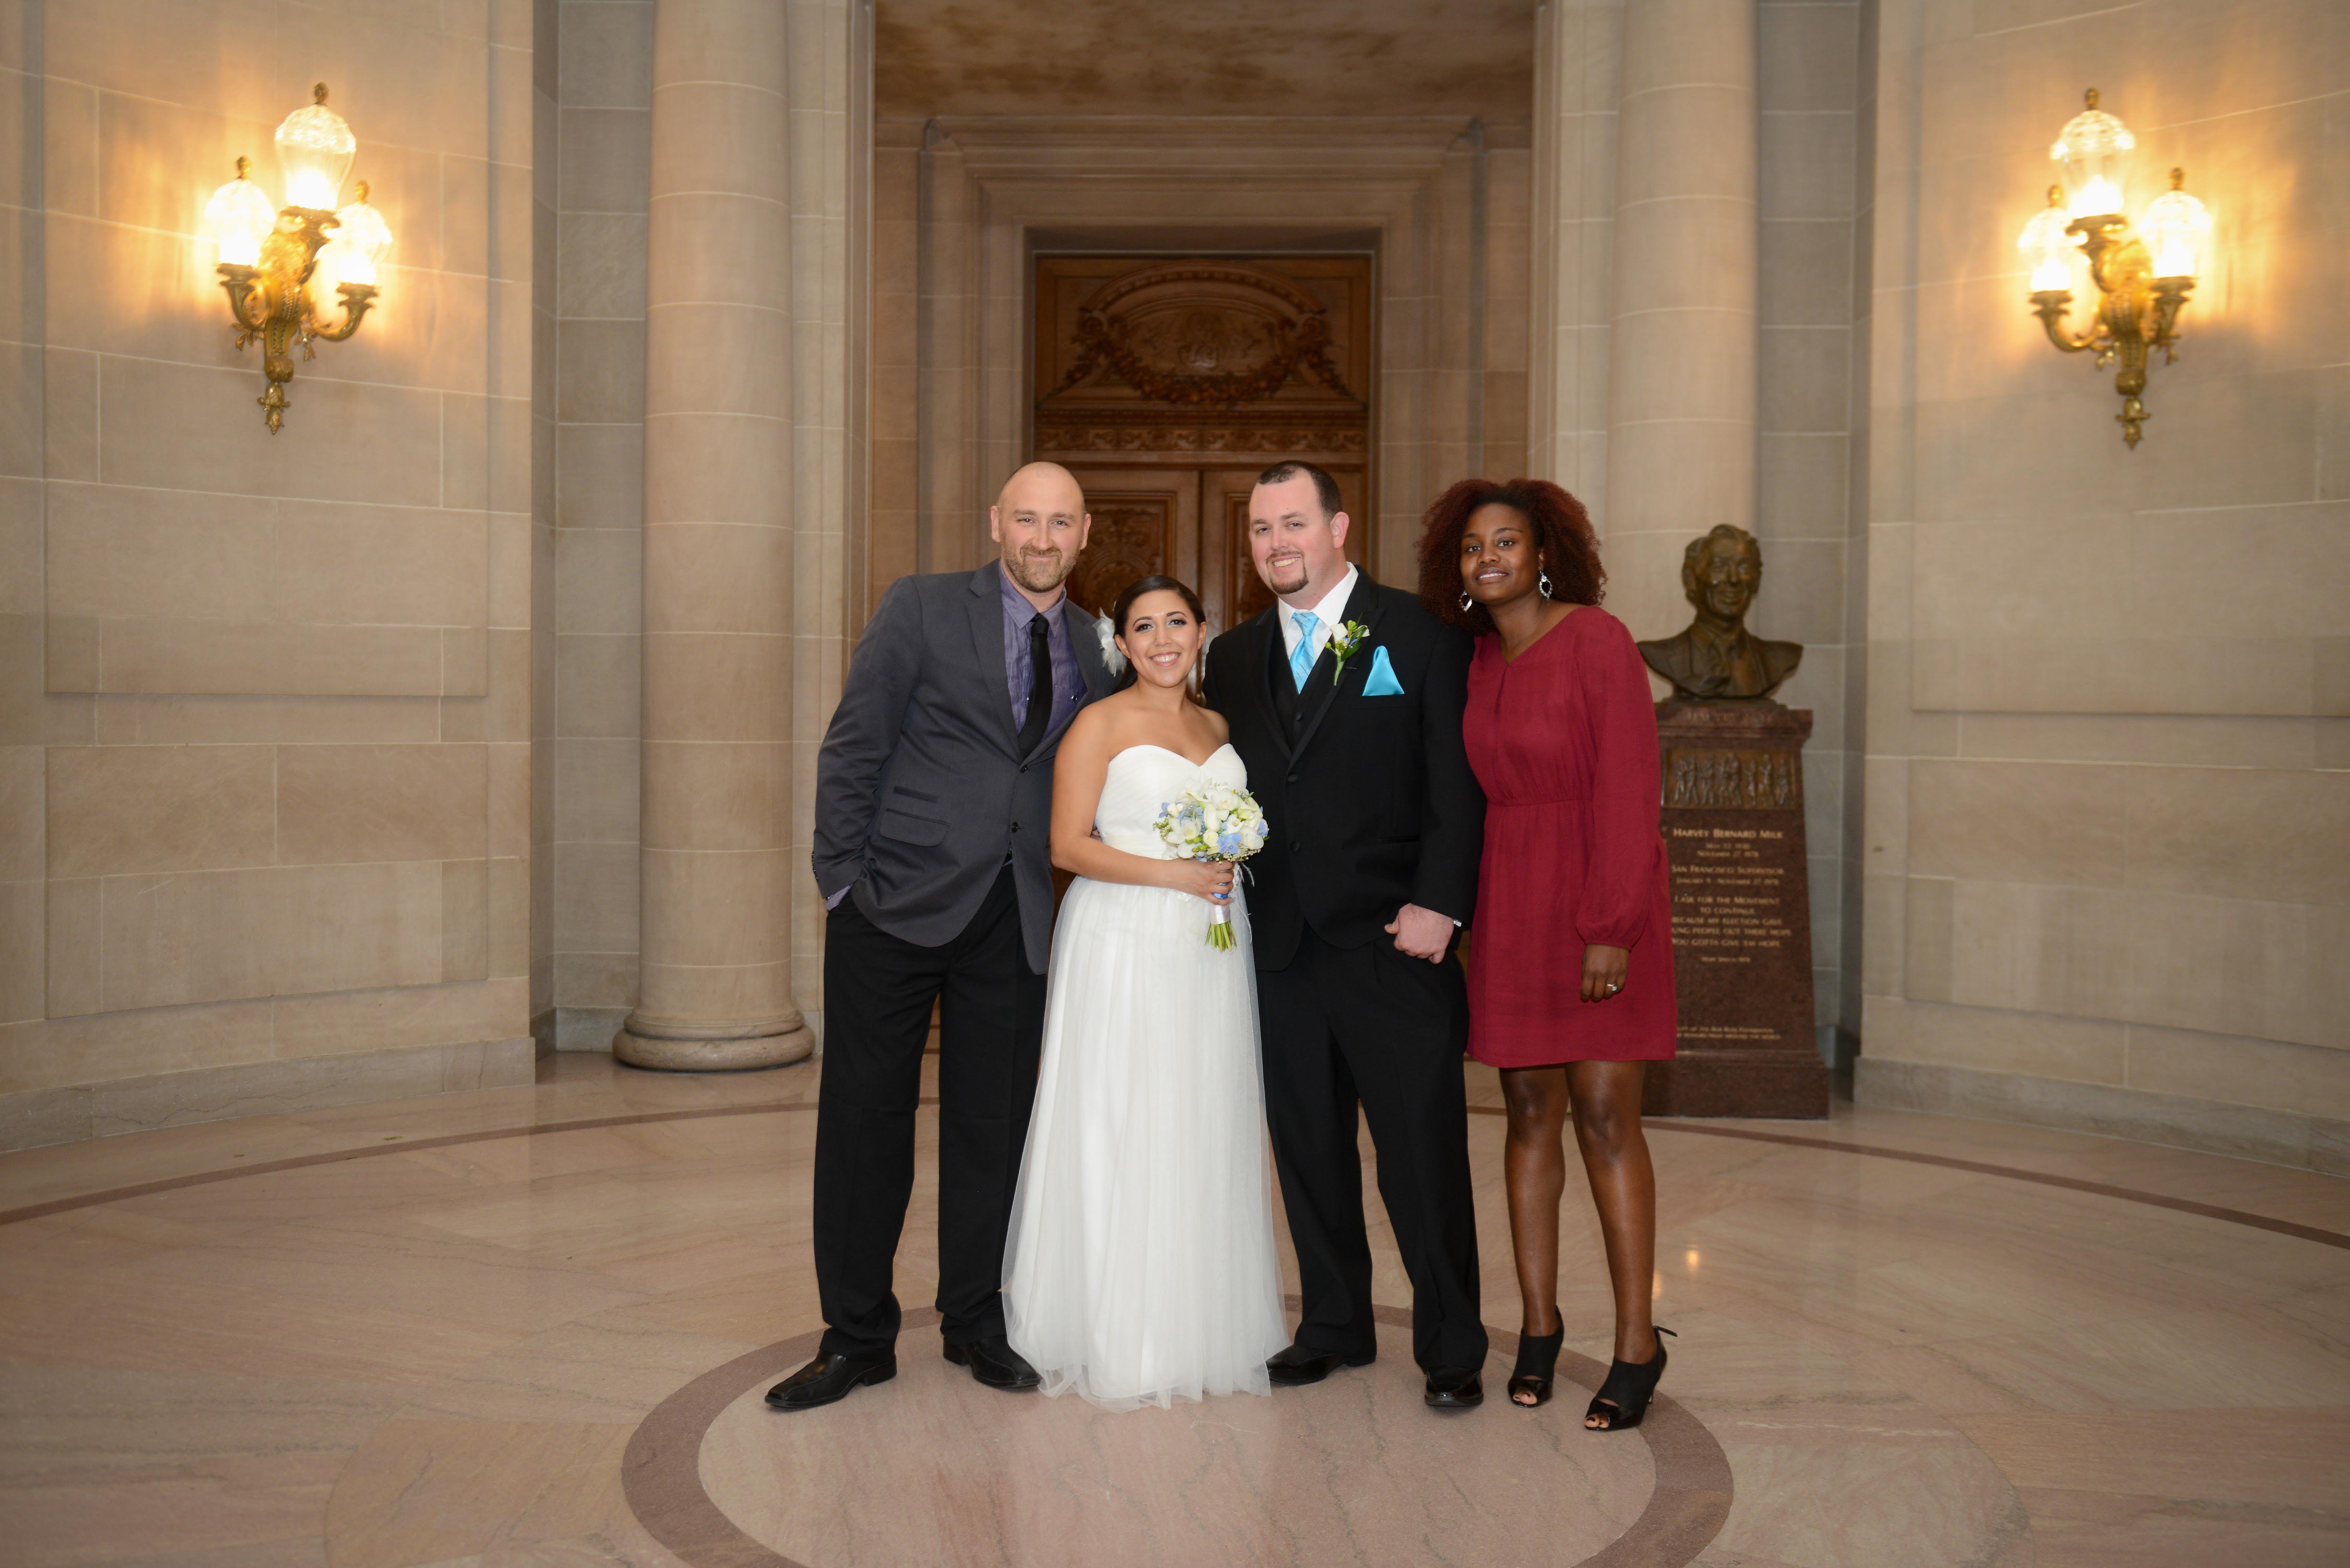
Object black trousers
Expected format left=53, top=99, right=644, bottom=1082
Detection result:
left=813, top=865, right=1045, bottom=1356
left=1258, top=928, right=1487, bottom=1372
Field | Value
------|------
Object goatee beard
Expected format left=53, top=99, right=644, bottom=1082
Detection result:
left=1008, top=552, right=1069, bottom=594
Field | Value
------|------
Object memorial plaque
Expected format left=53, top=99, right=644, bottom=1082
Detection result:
left=1643, top=702, right=1828, bottom=1119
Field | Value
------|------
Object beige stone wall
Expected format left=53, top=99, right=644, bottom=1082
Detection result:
left=1529, top=0, right=1620, bottom=510
left=1858, top=0, right=2350, bottom=1168
left=529, top=0, right=559, bottom=1046
left=548, top=0, right=865, bottom=1052
left=783, top=0, right=871, bottom=1025
left=11, top=0, right=2329, bottom=1157
left=863, top=120, right=919, bottom=618
left=900, top=117, right=1525, bottom=592
left=549, top=0, right=650, bottom=1049
left=1756, top=0, right=1867, bottom=1062
left=1533, top=0, right=1867, bottom=1060
left=1, top=0, right=539, bottom=1148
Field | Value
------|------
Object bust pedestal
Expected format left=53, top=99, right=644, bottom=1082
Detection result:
left=1644, top=702, right=1828, bottom=1119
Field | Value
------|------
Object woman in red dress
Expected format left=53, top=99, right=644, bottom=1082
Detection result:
left=1418, top=478, right=1677, bottom=1430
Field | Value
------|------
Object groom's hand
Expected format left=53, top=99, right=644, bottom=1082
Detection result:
left=1385, top=903, right=1454, bottom=963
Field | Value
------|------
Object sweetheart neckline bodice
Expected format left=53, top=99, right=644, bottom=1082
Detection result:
left=1095, top=743, right=1248, bottom=858
left=1106, top=741, right=1239, bottom=773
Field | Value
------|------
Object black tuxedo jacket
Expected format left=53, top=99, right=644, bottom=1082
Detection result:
left=1203, top=573, right=1486, bottom=970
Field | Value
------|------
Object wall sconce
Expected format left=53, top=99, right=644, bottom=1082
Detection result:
left=2017, top=89, right=2212, bottom=448
left=203, top=85, right=394, bottom=432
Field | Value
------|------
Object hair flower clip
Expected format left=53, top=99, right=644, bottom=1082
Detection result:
left=1094, top=612, right=1127, bottom=675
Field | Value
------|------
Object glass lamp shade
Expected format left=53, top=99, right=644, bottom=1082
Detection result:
left=274, top=85, right=356, bottom=212
left=327, top=190, right=394, bottom=286
left=2140, top=171, right=2211, bottom=280
left=2051, top=89, right=2136, bottom=220
left=204, top=166, right=277, bottom=267
left=2016, top=189, right=2077, bottom=292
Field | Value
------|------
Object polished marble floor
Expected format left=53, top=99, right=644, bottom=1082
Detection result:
left=1, top=1053, right=2346, bottom=1568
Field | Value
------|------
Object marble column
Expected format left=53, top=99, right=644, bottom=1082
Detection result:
left=1529, top=0, right=1626, bottom=514
left=1602, top=0, right=1759, bottom=638
left=616, top=0, right=812, bottom=1070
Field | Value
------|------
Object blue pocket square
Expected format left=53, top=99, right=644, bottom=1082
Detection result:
left=1361, top=645, right=1405, bottom=696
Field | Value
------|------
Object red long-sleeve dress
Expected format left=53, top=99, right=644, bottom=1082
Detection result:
left=1462, top=607, right=1677, bottom=1066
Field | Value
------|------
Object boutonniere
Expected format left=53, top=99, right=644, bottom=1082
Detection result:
left=1328, top=619, right=1371, bottom=681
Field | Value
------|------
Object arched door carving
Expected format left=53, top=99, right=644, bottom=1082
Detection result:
left=1034, top=256, right=1373, bottom=629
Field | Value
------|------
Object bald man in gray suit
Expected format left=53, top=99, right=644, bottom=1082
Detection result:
left=769, top=463, right=1115, bottom=1412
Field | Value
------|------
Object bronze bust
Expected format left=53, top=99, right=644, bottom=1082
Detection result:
left=1637, top=525, right=1803, bottom=703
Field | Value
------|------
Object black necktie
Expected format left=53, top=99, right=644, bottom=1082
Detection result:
left=1016, top=611, right=1053, bottom=755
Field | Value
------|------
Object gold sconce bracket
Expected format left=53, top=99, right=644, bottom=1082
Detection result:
left=2020, top=93, right=2210, bottom=448
left=214, top=208, right=377, bottom=432
left=2026, top=217, right=2193, bottom=448
left=204, top=88, right=388, bottom=432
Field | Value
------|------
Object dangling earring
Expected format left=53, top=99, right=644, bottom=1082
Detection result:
left=1539, top=569, right=1554, bottom=599
left=1460, top=592, right=1474, bottom=612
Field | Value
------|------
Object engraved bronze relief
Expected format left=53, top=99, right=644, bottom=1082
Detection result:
left=1664, top=748, right=1797, bottom=811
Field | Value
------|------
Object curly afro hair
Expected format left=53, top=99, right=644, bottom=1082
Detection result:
left=1415, top=478, right=1606, bottom=635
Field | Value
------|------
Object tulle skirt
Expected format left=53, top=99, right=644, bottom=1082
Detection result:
left=1002, top=876, right=1288, bottom=1411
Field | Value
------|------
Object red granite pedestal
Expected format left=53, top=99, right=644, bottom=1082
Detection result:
left=1644, top=701, right=1829, bottom=1119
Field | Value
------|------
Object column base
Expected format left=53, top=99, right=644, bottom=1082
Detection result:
left=612, top=1010, right=815, bottom=1072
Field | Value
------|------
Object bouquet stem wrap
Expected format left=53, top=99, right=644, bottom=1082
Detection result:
left=1154, top=780, right=1268, bottom=951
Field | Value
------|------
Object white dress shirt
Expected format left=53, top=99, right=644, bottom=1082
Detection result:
left=1277, top=563, right=1360, bottom=669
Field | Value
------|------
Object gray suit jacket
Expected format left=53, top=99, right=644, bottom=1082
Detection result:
left=813, top=565, right=1116, bottom=971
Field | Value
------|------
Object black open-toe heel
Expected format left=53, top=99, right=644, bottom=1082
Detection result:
left=1585, top=1326, right=1675, bottom=1431
left=1508, top=1313, right=1565, bottom=1407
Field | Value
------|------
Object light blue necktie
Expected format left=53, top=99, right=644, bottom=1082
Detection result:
left=1289, top=610, right=1319, bottom=691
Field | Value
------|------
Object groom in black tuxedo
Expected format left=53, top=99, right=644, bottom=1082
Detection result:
left=1202, top=460, right=1490, bottom=1408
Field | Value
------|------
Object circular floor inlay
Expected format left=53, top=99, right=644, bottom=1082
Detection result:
left=623, top=1306, right=1731, bottom=1568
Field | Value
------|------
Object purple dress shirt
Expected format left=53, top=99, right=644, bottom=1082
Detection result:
left=999, top=564, right=1085, bottom=742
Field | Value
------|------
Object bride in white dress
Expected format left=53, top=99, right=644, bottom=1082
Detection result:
left=1002, top=575, right=1289, bottom=1411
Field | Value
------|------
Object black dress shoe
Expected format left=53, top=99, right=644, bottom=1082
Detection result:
left=765, top=1348, right=896, bottom=1412
left=1266, top=1342, right=1377, bottom=1387
left=1424, top=1365, right=1484, bottom=1410
left=944, top=1336, right=1042, bottom=1390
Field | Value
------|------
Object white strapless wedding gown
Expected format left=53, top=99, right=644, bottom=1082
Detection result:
left=1002, top=742, right=1288, bottom=1411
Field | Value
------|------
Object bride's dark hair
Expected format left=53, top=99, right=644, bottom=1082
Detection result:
left=1108, top=575, right=1209, bottom=697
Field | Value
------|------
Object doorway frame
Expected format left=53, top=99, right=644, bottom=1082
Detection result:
left=894, top=116, right=1504, bottom=606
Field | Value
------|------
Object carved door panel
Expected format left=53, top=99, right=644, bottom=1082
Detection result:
left=1202, top=466, right=1367, bottom=631
left=1061, top=467, right=1200, bottom=620
left=1035, top=254, right=1373, bottom=634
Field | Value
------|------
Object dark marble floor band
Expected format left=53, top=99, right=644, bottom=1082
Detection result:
left=1466, top=1106, right=2350, bottom=1253
left=622, top=1304, right=1736, bottom=1568
left=0, top=1101, right=831, bottom=1228
left=9, top=1096, right=2342, bottom=1255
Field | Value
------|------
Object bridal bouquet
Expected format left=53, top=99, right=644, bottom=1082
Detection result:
left=1155, top=781, right=1267, bottom=950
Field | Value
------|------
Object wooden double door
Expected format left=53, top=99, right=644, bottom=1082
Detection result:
left=1032, top=253, right=1376, bottom=633
left=1060, top=464, right=1368, bottom=634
